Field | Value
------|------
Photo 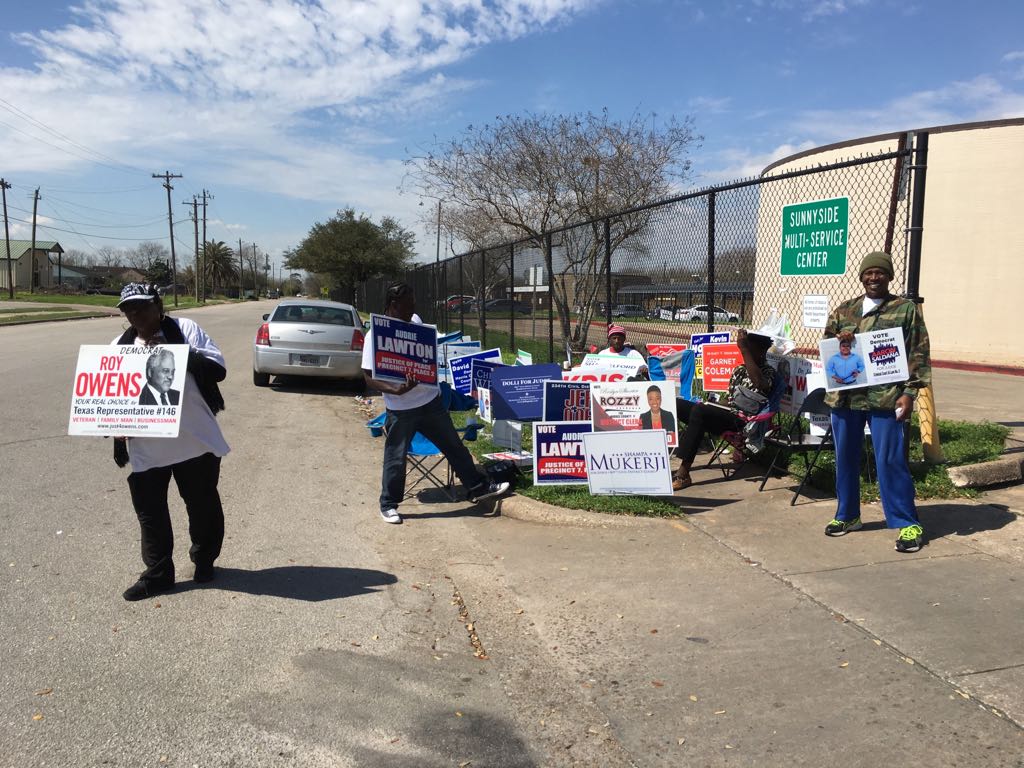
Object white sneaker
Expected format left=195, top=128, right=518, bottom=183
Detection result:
left=379, top=508, right=402, bottom=524
left=470, top=481, right=510, bottom=503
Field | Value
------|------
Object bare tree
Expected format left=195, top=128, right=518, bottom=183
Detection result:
left=125, top=241, right=170, bottom=273
left=405, top=110, right=699, bottom=349
left=95, top=245, right=124, bottom=268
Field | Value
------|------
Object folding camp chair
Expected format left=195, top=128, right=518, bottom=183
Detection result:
left=758, top=387, right=835, bottom=505
left=365, top=383, right=480, bottom=503
left=707, top=371, right=787, bottom=476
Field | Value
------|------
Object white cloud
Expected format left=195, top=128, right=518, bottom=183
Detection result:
left=794, top=75, right=1024, bottom=145
left=688, top=96, right=731, bottom=114
left=0, top=0, right=594, bottom=174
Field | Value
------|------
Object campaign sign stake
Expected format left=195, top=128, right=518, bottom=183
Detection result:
left=371, top=314, right=438, bottom=384
left=69, top=344, right=189, bottom=438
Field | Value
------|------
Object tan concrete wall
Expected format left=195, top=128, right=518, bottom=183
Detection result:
left=755, top=122, right=1024, bottom=368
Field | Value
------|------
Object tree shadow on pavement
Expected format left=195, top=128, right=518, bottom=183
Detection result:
left=182, top=566, right=397, bottom=601
left=920, top=502, right=1017, bottom=539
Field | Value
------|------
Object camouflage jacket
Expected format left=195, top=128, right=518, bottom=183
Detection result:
left=823, top=294, right=931, bottom=411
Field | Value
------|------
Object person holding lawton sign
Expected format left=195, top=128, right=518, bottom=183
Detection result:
left=108, top=283, right=229, bottom=602
left=362, top=282, right=510, bottom=525
left=671, top=329, right=776, bottom=491
left=822, top=252, right=931, bottom=553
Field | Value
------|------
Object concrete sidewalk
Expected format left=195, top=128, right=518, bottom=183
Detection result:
left=501, top=445, right=1024, bottom=737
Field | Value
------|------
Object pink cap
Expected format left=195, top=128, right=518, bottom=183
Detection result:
left=607, top=323, right=626, bottom=338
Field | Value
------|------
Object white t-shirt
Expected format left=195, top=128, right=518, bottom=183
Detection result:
left=361, top=324, right=439, bottom=411
left=112, top=316, right=230, bottom=473
left=862, top=296, right=884, bottom=316
left=600, top=346, right=645, bottom=361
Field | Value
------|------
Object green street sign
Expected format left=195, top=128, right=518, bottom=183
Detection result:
left=780, top=197, right=849, bottom=276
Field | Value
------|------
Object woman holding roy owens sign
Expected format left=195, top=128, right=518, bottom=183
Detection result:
left=67, top=283, right=229, bottom=602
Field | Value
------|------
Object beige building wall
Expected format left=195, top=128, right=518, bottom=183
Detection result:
left=754, top=119, right=1024, bottom=368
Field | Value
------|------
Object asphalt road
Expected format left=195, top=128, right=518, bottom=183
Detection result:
left=1, top=301, right=1022, bottom=767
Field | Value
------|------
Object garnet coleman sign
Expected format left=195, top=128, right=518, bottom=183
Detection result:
left=780, top=197, right=848, bottom=276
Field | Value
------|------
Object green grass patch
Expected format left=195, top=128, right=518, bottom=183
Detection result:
left=766, top=415, right=1010, bottom=502
left=456, top=323, right=555, bottom=365
left=0, top=310, right=109, bottom=325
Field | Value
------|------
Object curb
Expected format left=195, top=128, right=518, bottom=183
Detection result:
left=497, top=493, right=662, bottom=529
left=948, top=455, right=1024, bottom=489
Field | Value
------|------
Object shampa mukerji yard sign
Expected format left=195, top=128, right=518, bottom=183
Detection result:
left=780, top=197, right=849, bottom=276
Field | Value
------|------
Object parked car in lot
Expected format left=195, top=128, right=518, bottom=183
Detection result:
left=611, top=304, right=646, bottom=318
left=483, top=299, right=532, bottom=314
left=674, top=304, right=740, bottom=323
left=252, top=299, right=365, bottom=387
left=647, top=305, right=682, bottom=320
left=445, top=294, right=476, bottom=310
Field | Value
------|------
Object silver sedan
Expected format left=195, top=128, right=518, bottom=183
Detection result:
left=252, top=299, right=365, bottom=386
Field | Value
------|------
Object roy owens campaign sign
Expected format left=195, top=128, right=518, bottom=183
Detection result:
left=68, top=344, right=189, bottom=438
left=533, top=421, right=593, bottom=485
left=370, top=314, right=438, bottom=384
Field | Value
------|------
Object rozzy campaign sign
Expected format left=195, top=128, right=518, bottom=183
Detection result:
left=68, top=344, right=189, bottom=438
left=370, top=314, right=438, bottom=384
left=590, top=380, right=678, bottom=447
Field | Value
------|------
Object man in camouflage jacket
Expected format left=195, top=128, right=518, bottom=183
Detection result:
left=822, top=251, right=931, bottom=553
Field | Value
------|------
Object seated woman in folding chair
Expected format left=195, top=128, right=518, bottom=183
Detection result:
left=362, top=282, right=510, bottom=524
left=671, top=329, right=776, bottom=491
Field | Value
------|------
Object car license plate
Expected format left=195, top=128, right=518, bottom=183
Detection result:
left=292, top=354, right=324, bottom=366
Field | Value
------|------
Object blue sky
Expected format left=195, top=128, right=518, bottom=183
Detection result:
left=1, top=0, right=1022, bottom=273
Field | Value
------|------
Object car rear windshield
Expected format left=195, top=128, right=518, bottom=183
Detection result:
left=272, top=305, right=355, bottom=326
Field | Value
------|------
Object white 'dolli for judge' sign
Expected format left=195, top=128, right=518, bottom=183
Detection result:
left=582, top=430, right=674, bottom=496
left=68, top=344, right=189, bottom=438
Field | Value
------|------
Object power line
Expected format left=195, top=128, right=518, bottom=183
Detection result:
left=0, top=97, right=148, bottom=175
left=6, top=202, right=165, bottom=229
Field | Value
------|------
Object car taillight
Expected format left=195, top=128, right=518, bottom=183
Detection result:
left=351, top=328, right=364, bottom=351
left=255, top=323, right=271, bottom=346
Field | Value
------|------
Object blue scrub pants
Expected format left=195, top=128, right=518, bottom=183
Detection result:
left=831, top=408, right=919, bottom=529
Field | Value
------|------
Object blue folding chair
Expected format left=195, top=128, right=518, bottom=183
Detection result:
left=365, top=383, right=480, bottom=503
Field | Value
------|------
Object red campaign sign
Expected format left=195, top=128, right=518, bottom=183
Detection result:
left=701, top=342, right=742, bottom=392
left=645, top=343, right=687, bottom=357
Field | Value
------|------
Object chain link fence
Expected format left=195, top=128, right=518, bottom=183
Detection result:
left=359, top=139, right=919, bottom=364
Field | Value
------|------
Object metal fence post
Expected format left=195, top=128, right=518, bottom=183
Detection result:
left=905, top=132, right=928, bottom=302
left=459, top=253, right=465, bottom=335
left=604, top=217, right=612, bottom=330
left=546, top=233, right=554, bottom=364
left=706, top=191, right=716, bottom=332
left=509, top=243, right=516, bottom=352
left=480, top=250, right=487, bottom=348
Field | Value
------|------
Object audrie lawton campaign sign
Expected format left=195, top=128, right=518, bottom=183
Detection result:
left=68, top=344, right=189, bottom=438
left=370, top=314, right=438, bottom=384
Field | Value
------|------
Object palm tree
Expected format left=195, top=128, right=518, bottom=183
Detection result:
left=202, top=241, right=237, bottom=296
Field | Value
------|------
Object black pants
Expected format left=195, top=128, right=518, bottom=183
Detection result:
left=127, top=452, right=224, bottom=584
left=674, top=399, right=743, bottom=464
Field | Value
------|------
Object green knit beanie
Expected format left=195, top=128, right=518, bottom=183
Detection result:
left=858, top=251, right=894, bottom=278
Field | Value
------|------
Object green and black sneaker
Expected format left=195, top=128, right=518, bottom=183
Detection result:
left=895, top=524, right=924, bottom=553
left=824, top=517, right=862, bottom=537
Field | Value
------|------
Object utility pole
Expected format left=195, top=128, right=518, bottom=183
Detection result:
left=182, top=196, right=199, bottom=300
left=264, top=253, right=270, bottom=297
left=152, top=171, right=182, bottom=307
left=29, top=188, right=39, bottom=294
left=238, top=238, right=244, bottom=299
left=252, top=244, right=259, bottom=296
left=200, top=189, right=212, bottom=302
left=1, top=179, right=12, bottom=298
